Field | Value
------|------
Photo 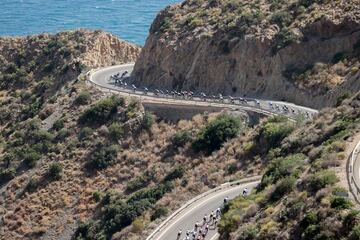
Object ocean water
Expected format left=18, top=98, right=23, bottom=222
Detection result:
left=0, top=0, right=180, bottom=46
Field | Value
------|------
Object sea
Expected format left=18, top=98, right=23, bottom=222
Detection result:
left=0, top=0, right=180, bottom=46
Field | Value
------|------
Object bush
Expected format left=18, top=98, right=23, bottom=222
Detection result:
left=0, top=167, right=16, bottom=184
left=48, top=162, right=62, bottom=179
left=239, top=224, right=259, bottom=240
left=55, top=128, right=71, bottom=142
left=23, top=148, right=42, bottom=167
left=259, top=117, right=295, bottom=147
left=163, top=166, right=185, bottom=182
left=192, top=114, right=242, bottom=153
left=88, top=143, right=119, bottom=169
left=333, top=52, right=345, bottom=64
left=260, top=154, right=305, bottom=188
left=271, top=11, right=293, bottom=27
left=142, top=112, right=154, bottom=130
left=108, top=123, right=124, bottom=141
left=330, top=196, right=352, bottom=210
left=350, top=225, right=360, bottom=240
left=78, top=127, right=93, bottom=141
left=343, top=210, right=360, bottom=232
left=300, top=211, right=318, bottom=230
left=26, top=177, right=40, bottom=192
left=75, top=91, right=91, bottom=105
left=52, top=119, right=65, bottom=131
left=308, top=170, right=338, bottom=192
left=93, top=190, right=103, bottom=202
left=126, top=176, right=150, bottom=193
left=150, top=206, right=168, bottom=221
left=79, top=95, right=124, bottom=125
left=270, top=176, right=296, bottom=201
left=272, top=27, right=300, bottom=53
left=172, top=130, right=193, bottom=148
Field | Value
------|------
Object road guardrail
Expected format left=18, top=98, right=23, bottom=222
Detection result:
left=348, top=140, right=360, bottom=203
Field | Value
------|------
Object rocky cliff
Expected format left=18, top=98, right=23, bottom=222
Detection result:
left=132, top=0, right=360, bottom=108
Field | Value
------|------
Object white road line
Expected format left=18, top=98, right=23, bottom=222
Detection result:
left=209, top=233, right=220, bottom=240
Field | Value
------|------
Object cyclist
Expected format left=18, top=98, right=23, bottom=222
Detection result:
left=216, top=208, right=221, bottom=218
left=177, top=229, right=182, bottom=238
left=203, top=215, right=207, bottom=224
left=194, top=221, right=199, bottom=231
left=243, top=187, right=248, bottom=196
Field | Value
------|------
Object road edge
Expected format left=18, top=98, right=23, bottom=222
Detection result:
left=146, top=176, right=262, bottom=240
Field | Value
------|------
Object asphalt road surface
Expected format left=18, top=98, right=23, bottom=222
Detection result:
left=152, top=181, right=260, bottom=240
left=89, top=64, right=318, bottom=119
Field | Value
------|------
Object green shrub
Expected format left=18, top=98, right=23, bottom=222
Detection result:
left=226, top=163, right=238, bottom=174
left=272, top=27, right=300, bottom=53
left=33, top=79, right=52, bottom=96
left=93, top=190, right=103, bottom=202
left=163, top=166, right=185, bottom=182
left=23, top=148, right=41, bottom=167
left=128, top=170, right=156, bottom=193
left=343, top=210, right=360, bottom=233
left=108, top=123, right=124, bottom=141
left=78, top=127, right=93, bottom=141
left=192, top=114, right=242, bottom=153
left=331, top=196, right=352, bottom=210
left=48, top=162, right=62, bottom=179
left=55, top=128, right=71, bottom=142
left=332, top=52, right=345, bottom=63
left=172, top=130, right=193, bottom=148
left=142, top=112, right=154, bottom=130
left=239, top=224, right=259, bottom=240
left=26, top=177, right=40, bottom=192
left=300, top=211, right=318, bottom=230
left=79, top=95, right=124, bottom=125
left=302, top=225, right=320, bottom=240
left=150, top=206, right=168, bottom=221
left=53, top=119, right=65, bottom=131
left=259, top=117, right=295, bottom=147
left=260, top=154, right=306, bottom=188
left=75, top=91, right=91, bottom=105
left=350, top=225, right=360, bottom=240
left=0, top=167, right=16, bottom=184
left=270, top=176, right=296, bottom=201
left=308, top=170, right=338, bottom=192
left=88, top=143, right=119, bottom=169
left=271, top=11, right=293, bottom=27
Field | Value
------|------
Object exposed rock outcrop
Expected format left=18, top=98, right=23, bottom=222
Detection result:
left=132, top=0, right=360, bottom=109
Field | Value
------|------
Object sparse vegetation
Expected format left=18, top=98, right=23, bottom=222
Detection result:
left=79, top=95, right=125, bottom=126
left=220, top=92, right=360, bottom=240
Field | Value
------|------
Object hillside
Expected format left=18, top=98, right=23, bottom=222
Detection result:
left=132, top=0, right=360, bottom=108
left=219, top=92, right=360, bottom=239
left=1, top=5, right=360, bottom=240
left=0, top=30, right=271, bottom=240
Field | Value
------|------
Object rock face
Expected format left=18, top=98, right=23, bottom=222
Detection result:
left=132, top=1, right=360, bottom=109
left=0, top=29, right=141, bottom=70
left=79, top=30, right=141, bottom=67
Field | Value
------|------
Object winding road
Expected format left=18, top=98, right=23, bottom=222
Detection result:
left=87, top=63, right=319, bottom=240
left=88, top=63, right=318, bottom=120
